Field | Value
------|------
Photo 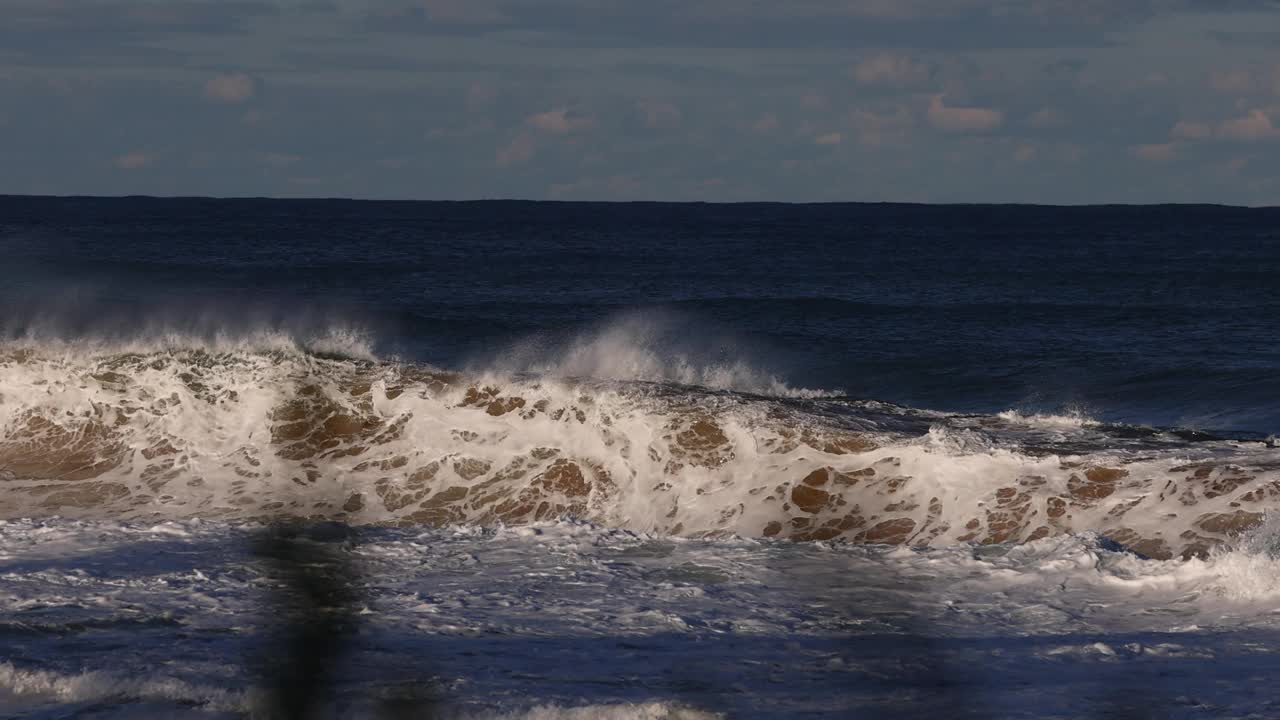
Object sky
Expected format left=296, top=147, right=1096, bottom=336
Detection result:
left=2, top=0, right=1279, bottom=204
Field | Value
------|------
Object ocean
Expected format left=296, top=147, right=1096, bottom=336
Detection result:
left=2, top=196, right=1279, bottom=718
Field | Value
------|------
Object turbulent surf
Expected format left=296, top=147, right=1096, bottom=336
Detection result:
left=3, top=338, right=1275, bottom=561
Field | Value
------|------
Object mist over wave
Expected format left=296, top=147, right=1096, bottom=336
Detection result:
left=474, top=311, right=836, bottom=398
left=0, top=285, right=382, bottom=361
left=1, top=295, right=831, bottom=398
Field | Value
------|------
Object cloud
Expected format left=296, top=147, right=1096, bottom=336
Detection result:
left=752, top=113, right=779, bottom=132
left=1212, top=30, right=1280, bottom=48
left=1042, top=58, right=1088, bottom=77
left=682, top=0, right=1185, bottom=24
left=526, top=108, right=595, bottom=134
left=928, top=95, right=1003, bottom=133
left=204, top=72, right=256, bottom=104
left=1130, top=142, right=1176, bottom=161
left=1218, top=109, right=1280, bottom=141
left=466, top=83, right=497, bottom=112
left=7, top=0, right=1280, bottom=204
left=496, top=132, right=536, bottom=166
left=262, top=153, right=301, bottom=167
left=1210, top=68, right=1256, bottom=95
left=1167, top=112, right=1278, bottom=143
left=801, top=92, right=828, bottom=110
left=852, top=52, right=931, bottom=88
left=2, top=1, right=274, bottom=37
left=1170, top=120, right=1212, bottom=140
left=359, top=0, right=1263, bottom=50
left=420, top=0, right=509, bottom=24
left=850, top=106, right=914, bottom=146
left=366, top=0, right=508, bottom=29
left=636, top=99, right=682, bottom=129
left=114, top=152, right=151, bottom=170
left=1218, top=156, right=1250, bottom=175
left=1029, top=107, right=1066, bottom=129
left=548, top=174, right=645, bottom=200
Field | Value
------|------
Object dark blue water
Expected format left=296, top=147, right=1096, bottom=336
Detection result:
left=3, top=196, right=1278, bottom=433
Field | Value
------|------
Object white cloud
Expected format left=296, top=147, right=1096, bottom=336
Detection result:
left=114, top=152, right=151, bottom=170
left=852, top=52, right=931, bottom=88
left=850, top=106, right=914, bottom=147
left=801, top=92, right=828, bottom=110
left=1218, top=109, right=1279, bottom=141
left=262, top=153, right=301, bottom=167
left=526, top=108, right=595, bottom=134
left=692, top=0, right=1177, bottom=24
left=1029, top=107, right=1065, bottom=129
left=927, top=95, right=1003, bottom=133
left=204, top=73, right=256, bottom=104
left=1210, top=68, right=1254, bottom=95
left=466, top=82, right=496, bottom=112
left=548, top=174, right=644, bottom=200
left=497, top=132, right=536, bottom=166
left=1130, top=142, right=1175, bottom=161
left=637, top=99, right=682, bottom=130
left=753, top=113, right=779, bottom=133
left=1170, top=120, right=1212, bottom=140
left=1218, top=156, right=1249, bottom=175
left=421, top=0, right=508, bottom=23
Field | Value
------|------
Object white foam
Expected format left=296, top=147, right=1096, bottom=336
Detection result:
left=447, top=703, right=722, bottom=720
left=996, top=409, right=1098, bottom=429
left=0, top=662, right=246, bottom=712
left=3, top=342, right=1279, bottom=557
left=0, top=661, right=715, bottom=720
left=4, top=517, right=1280, bottom=718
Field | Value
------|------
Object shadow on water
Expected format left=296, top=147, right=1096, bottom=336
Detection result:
left=250, top=521, right=438, bottom=720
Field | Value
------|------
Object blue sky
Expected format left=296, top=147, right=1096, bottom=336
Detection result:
left=2, top=0, right=1279, bottom=203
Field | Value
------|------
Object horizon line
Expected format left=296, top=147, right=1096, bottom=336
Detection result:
left=1, top=193, right=1276, bottom=210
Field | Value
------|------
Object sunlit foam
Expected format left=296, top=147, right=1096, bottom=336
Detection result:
left=2, top=340, right=1278, bottom=559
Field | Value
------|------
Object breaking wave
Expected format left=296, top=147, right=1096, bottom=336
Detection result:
left=2, top=331, right=1278, bottom=560
left=995, top=409, right=1098, bottom=429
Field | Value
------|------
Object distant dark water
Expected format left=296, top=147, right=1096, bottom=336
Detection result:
left=2, top=196, right=1278, bottom=433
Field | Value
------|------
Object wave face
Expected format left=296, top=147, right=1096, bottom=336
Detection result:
left=3, top=340, right=1277, bottom=560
